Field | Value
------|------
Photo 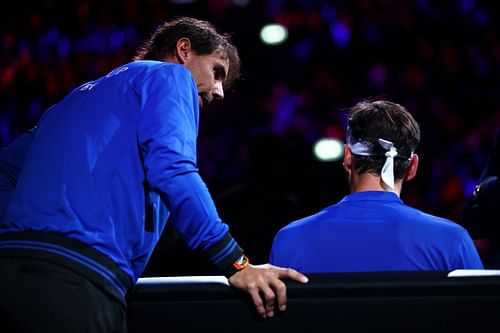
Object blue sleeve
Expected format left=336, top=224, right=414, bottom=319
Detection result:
left=0, top=128, right=36, bottom=221
left=137, top=65, right=243, bottom=274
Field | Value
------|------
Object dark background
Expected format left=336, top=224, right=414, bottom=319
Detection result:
left=1, top=0, right=499, bottom=274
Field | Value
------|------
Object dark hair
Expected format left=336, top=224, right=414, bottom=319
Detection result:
left=347, top=99, right=421, bottom=181
left=134, top=17, right=240, bottom=89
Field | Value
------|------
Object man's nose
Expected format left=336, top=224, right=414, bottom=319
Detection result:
left=213, top=81, right=224, bottom=101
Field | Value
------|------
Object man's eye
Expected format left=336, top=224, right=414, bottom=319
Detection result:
left=213, top=66, right=226, bottom=81
left=214, top=69, right=221, bottom=80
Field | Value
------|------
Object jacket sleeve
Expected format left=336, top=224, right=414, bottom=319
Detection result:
left=137, top=65, right=244, bottom=276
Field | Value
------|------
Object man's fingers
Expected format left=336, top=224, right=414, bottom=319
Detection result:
left=277, top=267, right=309, bottom=283
left=248, top=286, right=267, bottom=318
left=269, top=278, right=287, bottom=311
left=260, top=284, right=276, bottom=318
left=268, top=267, right=308, bottom=312
left=249, top=275, right=280, bottom=318
left=227, top=264, right=309, bottom=319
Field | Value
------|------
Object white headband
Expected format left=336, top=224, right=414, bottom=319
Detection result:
left=347, top=129, right=412, bottom=189
left=378, top=138, right=398, bottom=189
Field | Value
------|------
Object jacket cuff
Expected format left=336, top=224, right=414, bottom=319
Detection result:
left=205, top=232, right=249, bottom=278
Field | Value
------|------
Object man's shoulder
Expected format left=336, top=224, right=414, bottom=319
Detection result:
left=407, top=207, right=467, bottom=234
left=123, top=61, right=193, bottom=87
left=127, top=60, right=189, bottom=74
left=277, top=208, right=330, bottom=235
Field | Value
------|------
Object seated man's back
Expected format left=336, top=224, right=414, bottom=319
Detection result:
left=270, top=100, right=483, bottom=273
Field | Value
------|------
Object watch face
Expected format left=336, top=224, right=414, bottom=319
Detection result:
left=233, top=254, right=249, bottom=270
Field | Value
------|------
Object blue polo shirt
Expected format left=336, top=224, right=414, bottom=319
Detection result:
left=270, top=191, right=483, bottom=272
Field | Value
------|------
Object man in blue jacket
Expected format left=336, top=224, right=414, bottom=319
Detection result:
left=270, top=99, right=483, bottom=273
left=0, top=17, right=307, bottom=333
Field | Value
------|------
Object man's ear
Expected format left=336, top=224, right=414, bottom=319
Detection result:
left=175, top=38, right=192, bottom=64
left=343, top=144, right=352, bottom=173
left=404, top=154, right=419, bottom=181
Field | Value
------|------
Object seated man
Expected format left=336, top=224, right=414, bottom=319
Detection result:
left=269, top=99, right=483, bottom=273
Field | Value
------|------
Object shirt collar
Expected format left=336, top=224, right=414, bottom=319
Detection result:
left=340, top=191, right=403, bottom=204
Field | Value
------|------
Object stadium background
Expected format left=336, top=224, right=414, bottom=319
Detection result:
left=1, top=0, right=499, bottom=272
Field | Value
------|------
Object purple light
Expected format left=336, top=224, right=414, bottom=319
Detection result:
left=28, top=99, right=43, bottom=122
left=110, top=30, right=125, bottom=49
left=364, top=25, right=380, bottom=43
left=58, top=37, right=71, bottom=57
left=329, top=22, right=350, bottom=48
left=88, top=33, right=106, bottom=52
left=45, top=27, right=59, bottom=44
left=293, top=39, right=312, bottom=60
left=474, top=9, right=488, bottom=25
left=459, top=0, right=475, bottom=13
left=369, top=64, right=387, bottom=86
left=321, top=4, right=337, bottom=23
left=124, top=26, right=139, bottom=42
left=0, top=119, right=11, bottom=146
left=464, top=178, right=479, bottom=196
left=272, top=95, right=296, bottom=134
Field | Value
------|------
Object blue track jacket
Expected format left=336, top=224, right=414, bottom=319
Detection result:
left=0, top=61, right=242, bottom=296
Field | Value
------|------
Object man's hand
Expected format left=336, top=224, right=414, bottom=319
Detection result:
left=227, top=264, right=308, bottom=319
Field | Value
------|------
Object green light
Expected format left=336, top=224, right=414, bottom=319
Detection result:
left=260, top=24, right=288, bottom=45
left=313, top=138, right=344, bottom=162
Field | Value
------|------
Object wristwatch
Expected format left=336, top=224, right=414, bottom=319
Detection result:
left=232, top=254, right=250, bottom=271
left=225, top=254, right=250, bottom=278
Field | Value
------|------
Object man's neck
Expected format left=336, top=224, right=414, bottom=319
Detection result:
left=350, top=173, right=402, bottom=196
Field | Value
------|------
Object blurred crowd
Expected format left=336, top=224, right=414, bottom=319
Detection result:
left=1, top=0, right=499, bottom=269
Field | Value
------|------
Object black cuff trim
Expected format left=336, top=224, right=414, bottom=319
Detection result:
left=204, top=232, right=245, bottom=278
